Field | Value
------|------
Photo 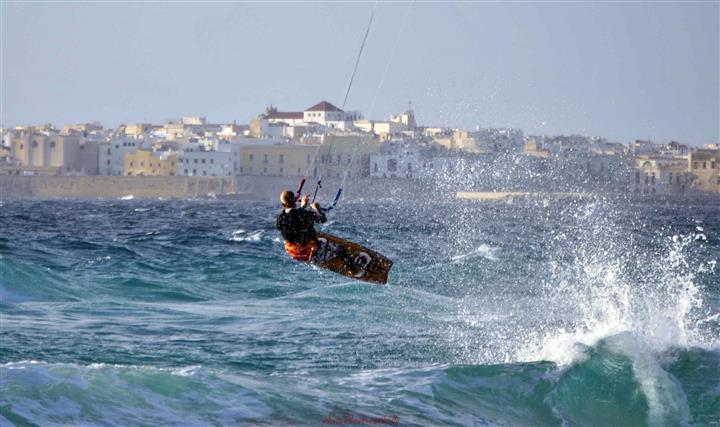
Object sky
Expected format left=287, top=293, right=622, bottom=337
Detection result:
left=1, top=1, right=718, bottom=145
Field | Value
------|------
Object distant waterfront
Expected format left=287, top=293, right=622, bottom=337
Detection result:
left=2, top=175, right=719, bottom=205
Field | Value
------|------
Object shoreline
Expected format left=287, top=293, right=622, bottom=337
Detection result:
left=1, top=175, right=718, bottom=203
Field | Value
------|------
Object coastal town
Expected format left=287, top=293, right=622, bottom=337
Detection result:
left=1, top=100, right=719, bottom=198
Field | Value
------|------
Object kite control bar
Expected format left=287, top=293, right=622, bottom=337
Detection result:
left=295, top=177, right=306, bottom=200
left=311, top=180, right=322, bottom=203
left=295, top=179, right=342, bottom=214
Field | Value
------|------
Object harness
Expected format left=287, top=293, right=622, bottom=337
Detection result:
left=283, top=240, right=318, bottom=262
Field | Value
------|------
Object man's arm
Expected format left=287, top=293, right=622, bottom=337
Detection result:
left=310, top=202, right=327, bottom=223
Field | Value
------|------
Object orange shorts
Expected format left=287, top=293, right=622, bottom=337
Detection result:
left=284, top=240, right=318, bottom=262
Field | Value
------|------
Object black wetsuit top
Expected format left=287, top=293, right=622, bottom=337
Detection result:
left=276, top=208, right=327, bottom=244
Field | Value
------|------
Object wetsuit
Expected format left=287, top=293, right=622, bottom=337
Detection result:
left=276, top=207, right=327, bottom=261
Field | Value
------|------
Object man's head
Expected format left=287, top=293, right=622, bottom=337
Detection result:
left=280, top=190, right=296, bottom=208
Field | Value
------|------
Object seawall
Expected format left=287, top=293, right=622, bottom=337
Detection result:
left=2, top=175, right=717, bottom=204
left=0, top=175, right=431, bottom=201
left=0, top=176, right=237, bottom=199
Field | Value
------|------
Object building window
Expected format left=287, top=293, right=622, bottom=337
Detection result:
left=651, top=173, right=656, bottom=184
left=337, top=155, right=341, bottom=164
left=263, top=167, right=267, bottom=173
left=374, top=163, right=378, bottom=172
left=130, top=161, right=134, bottom=167
left=263, top=154, right=268, bottom=162
left=194, top=159, right=198, bottom=164
left=107, top=159, right=111, bottom=165
left=210, top=159, right=214, bottom=164
left=280, top=167, right=284, bottom=173
left=703, top=161, right=707, bottom=169
left=202, top=159, right=206, bottom=164
left=249, top=154, right=254, bottom=161
left=635, top=172, right=640, bottom=184
left=185, top=169, right=188, bottom=174
left=669, top=173, right=673, bottom=184
left=279, top=154, right=284, bottom=163
left=50, top=141, right=56, bottom=148
left=297, top=168, right=301, bottom=174
left=203, top=171, right=207, bottom=176
left=140, top=161, right=144, bottom=167
left=388, top=159, right=397, bottom=172
left=32, top=140, right=38, bottom=148
left=193, top=169, right=197, bottom=175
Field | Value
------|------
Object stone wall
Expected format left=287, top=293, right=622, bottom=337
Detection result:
left=0, top=175, right=440, bottom=202
left=0, top=176, right=237, bottom=199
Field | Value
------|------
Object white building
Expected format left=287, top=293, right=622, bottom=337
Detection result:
left=181, top=116, right=207, bottom=125
left=178, top=143, right=233, bottom=176
left=370, top=142, right=422, bottom=178
left=103, top=137, right=146, bottom=175
left=216, top=138, right=247, bottom=175
left=302, top=101, right=362, bottom=127
left=370, top=142, right=465, bottom=179
left=266, top=110, right=305, bottom=127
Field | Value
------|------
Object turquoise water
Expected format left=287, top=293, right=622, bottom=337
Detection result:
left=1, top=198, right=718, bottom=426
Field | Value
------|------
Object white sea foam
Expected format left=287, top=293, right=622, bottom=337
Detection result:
left=518, top=206, right=715, bottom=367
left=86, top=255, right=112, bottom=266
left=451, top=244, right=498, bottom=262
left=230, top=229, right=264, bottom=242
left=119, top=195, right=134, bottom=200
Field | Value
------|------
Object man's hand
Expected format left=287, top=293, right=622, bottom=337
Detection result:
left=311, top=202, right=321, bottom=211
left=300, top=195, right=310, bottom=208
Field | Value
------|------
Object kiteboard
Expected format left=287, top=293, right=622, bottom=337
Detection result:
left=314, top=232, right=393, bottom=285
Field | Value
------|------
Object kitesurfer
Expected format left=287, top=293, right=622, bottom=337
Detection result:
left=276, top=190, right=326, bottom=261
left=276, top=190, right=368, bottom=273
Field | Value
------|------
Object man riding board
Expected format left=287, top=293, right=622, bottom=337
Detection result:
left=276, top=190, right=327, bottom=261
left=276, top=190, right=369, bottom=273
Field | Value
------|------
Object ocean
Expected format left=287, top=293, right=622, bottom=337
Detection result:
left=1, top=197, right=718, bottom=426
